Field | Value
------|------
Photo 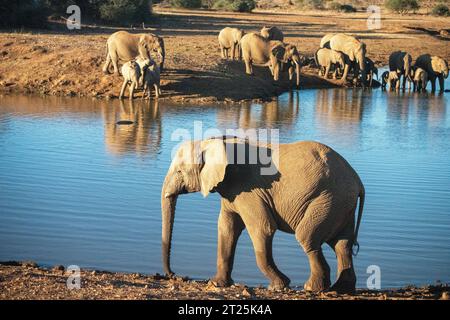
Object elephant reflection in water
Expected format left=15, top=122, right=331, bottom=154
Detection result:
left=315, top=89, right=365, bottom=144
left=103, top=99, right=161, bottom=157
left=215, top=91, right=300, bottom=133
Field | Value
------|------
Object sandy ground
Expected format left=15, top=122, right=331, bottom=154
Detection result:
left=1, top=261, right=449, bottom=300
left=0, top=8, right=449, bottom=103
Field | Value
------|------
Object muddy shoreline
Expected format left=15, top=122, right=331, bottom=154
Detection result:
left=1, top=261, right=448, bottom=300
left=0, top=8, right=449, bottom=104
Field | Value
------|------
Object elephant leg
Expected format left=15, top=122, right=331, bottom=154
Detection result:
left=327, top=218, right=356, bottom=294
left=438, top=76, right=444, bottom=92
left=243, top=206, right=290, bottom=290
left=220, top=45, right=225, bottom=59
left=430, top=77, right=436, bottom=92
left=102, top=52, right=111, bottom=74
left=154, top=84, right=160, bottom=98
left=324, top=65, right=330, bottom=79
left=340, top=64, right=350, bottom=83
left=119, top=80, right=127, bottom=99
left=211, top=209, right=245, bottom=287
left=231, top=43, right=236, bottom=60
left=110, top=50, right=120, bottom=75
left=295, top=202, right=333, bottom=292
left=244, top=59, right=253, bottom=75
left=129, top=82, right=135, bottom=99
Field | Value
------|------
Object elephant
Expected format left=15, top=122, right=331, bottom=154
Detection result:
left=388, top=51, right=412, bottom=90
left=102, top=31, right=165, bottom=75
left=412, top=67, right=428, bottom=92
left=260, top=26, right=284, bottom=42
left=218, top=27, right=245, bottom=60
left=414, top=54, right=449, bottom=92
left=381, top=71, right=399, bottom=91
left=136, top=56, right=153, bottom=87
left=161, top=137, right=365, bottom=293
left=329, top=33, right=367, bottom=86
left=319, top=33, right=335, bottom=49
left=240, top=33, right=302, bottom=86
left=364, top=57, right=378, bottom=87
left=314, top=48, right=345, bottom=79
left=119, top=61, right=141, bottom=99
left=142, top=63, right=161, bottom=99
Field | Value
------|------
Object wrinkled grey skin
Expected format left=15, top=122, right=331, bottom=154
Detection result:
left=389, top=51, right=413, bottom=90
left=329, top=34, right=367, bottom=87
left=103, top=31, right=165, bottom=74
left=260, top=26, right=284, bottom=41
left=314, top=48, right=345, bottom=79
left=364, top=57, right=378, bottom=87
left=412, top=67, right=428, bottom=92
left=414, top=54, right=449, bottom=92
left=218, top=27, right=245, bottom=60
left=240, top=33, right=302, bottom=86
left=119, top=61, right=141, bottom=99
left=161, top=138, right=365, bottom=293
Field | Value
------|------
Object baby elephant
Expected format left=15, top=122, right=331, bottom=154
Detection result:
left=381, top=71, right=399, bottom=91
left=314, top=48, right=345, bottom=79
left=119, top=61, right=141, bottom=99
left=218, top=27, right=245, bottom=60
left=364, top=57, right=378, bottom=87
left=142, top=63, right=161, bottom=99
left=412, top=67, right=428, bottom=92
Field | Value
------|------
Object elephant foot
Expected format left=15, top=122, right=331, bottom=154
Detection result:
left=268, top=276, right=290, bottom=291
left=304, top=274, right=330, bottom=293
left=330, top=269, right=356, bottom=294
left=210, top=275, right=233, bottom=287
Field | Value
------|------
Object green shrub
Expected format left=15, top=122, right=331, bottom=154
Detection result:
left=431, top=4, right=450, bottom=16
left=170, top=0, right=202, bottom=8
left=212, top=0, right=256, bottom=12
left=385, top=0, right=419, bottom=14
left=0, top=0, right=49, bottom=28
left=294, top=0, right=325, bottom=10
left=328, top=2, right=357, bottom=12
left=99, top=0, right=152, bottom=24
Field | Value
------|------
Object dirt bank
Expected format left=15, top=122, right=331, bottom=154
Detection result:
left=0, top=8, right=449, bottom=103
left=1, top=261, right=449, bottom=300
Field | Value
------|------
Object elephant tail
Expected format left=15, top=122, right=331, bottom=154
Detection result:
left=352, top=183, right=365, bottom=256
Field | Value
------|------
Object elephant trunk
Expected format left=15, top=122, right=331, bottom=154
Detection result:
left=359, top=58, right=367, bottom=87
left=158, top=43, right=165, bottom=72
left=161, top=175, right=178, bottom=276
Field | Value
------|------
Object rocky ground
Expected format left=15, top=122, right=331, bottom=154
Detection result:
left=0, top=8, right=449, bottom=103
left=1, top=261, right=449, bottom=300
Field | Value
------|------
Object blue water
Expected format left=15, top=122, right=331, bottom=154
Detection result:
left=0, top=88, right=449, bottom=289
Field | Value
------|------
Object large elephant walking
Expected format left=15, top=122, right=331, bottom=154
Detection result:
left=240, top=33, right=302, bottom=86
left=161, top=137, right=365, bottom=293
left=102, top=31, right=165, bottom=74
left=414, top=54, right=449, bottom=92
left=329, top=33, right=367, bottom=86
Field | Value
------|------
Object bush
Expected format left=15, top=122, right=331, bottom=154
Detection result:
left=431, top=4, right=450, bottom=16
left=99, top=0, right=152, bottom=24
left=212, top=0, right=256, bottom=12
left=328, top=2, right=357, bottom=12
left=0, top=0, right=49, bottom=28
left=170, top=0, right=202, bottom=8
left=294, top=0, right=325, bottom=10
left=385, top=0, right=419, bottom=14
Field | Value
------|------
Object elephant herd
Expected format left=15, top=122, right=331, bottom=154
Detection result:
left=317, top=33, right=449, bottom=92
left=102, top=30, right=165, bottom=99
left=218, top=27, right=448, bottom=92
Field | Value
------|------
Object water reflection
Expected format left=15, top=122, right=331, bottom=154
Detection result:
left=103, top=100, right=162, bottom=157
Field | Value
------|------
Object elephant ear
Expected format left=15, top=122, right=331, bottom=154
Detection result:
left=199, top=139, right=228, bottom=197
left=271, top=45, right=286, bottom=62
